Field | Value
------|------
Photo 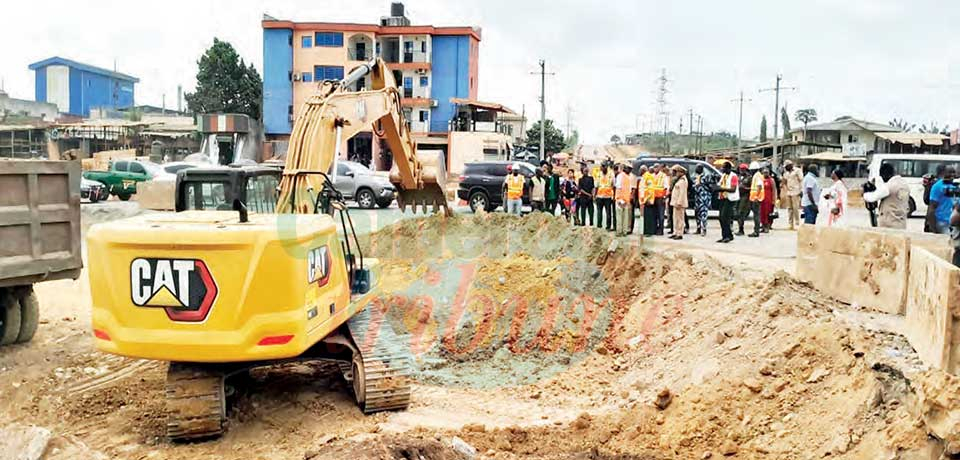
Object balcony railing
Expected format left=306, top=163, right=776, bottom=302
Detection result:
left=348, top=49, right=369, bottom=61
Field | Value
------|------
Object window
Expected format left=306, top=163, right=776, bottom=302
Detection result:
left=403, top=77, right=413, bottom=98
left=483, top=148, right=499, bottom=160
left=315, top=32, right=344, bottom=47
left=419, top=110, right=428, bottom=122
left=314, top=65, right=344, bottom=81
left=336, top=163, right=349, bottom=176
left=129, top=162, right=146, bottom=174
left=113, top=161, right=128, bottom=172
left=421, top=41, right=427, bottom=53
left=420, top=76, right=428, bottom=87
left=302, top=72, right=313, bottom=82
left=245, top=174, right=279, bottom=213
left=404, top=41, right=414, bottom=52
left=301, top=36, right=313, bottom=48
left=848, top=134, right=858, bottom=143
left=184, top=182, right=228, bottom=210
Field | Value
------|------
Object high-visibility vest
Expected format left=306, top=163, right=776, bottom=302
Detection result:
left=641, top=172, right=656, bottom=204
left=506, top=174, right=524, bottom=200
left=652, top=172, right=668, bottom=198
left=749, top=172, right=765, bottom=202
left=596, top=171, right=614, bottom=198
left=615, top=172, right=632, bottom=202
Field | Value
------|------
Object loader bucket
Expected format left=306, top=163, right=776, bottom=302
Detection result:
left=391, top=151, right=452, bottom=215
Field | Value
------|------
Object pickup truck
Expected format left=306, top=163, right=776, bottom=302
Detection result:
left=0, top=160, right=83, bottom=345
left=83, top=159, right=165, bottom=200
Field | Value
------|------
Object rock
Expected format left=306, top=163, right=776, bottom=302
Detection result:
left=742, top=378, right=763, bottom=393
left=450, top=436, right=478, bottom=459
left=714, top=332, right=727, bottom=345
left=497, top=276, right=506, bottom=285
left=0, top=424, right=52, bottom=460
left=721, top=440, right=739, bottom=456
left=596, top=346, right=609, bottom=356
left=655, top=388, right=673, bottom=410
left=571, top=412, right=592, bottom=429
left=701, top=452, right=714, bottom=459
left=806, top=367, right=830, bottom=384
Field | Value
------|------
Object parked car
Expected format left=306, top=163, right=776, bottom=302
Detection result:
left=632, top=157, right=722, bottom=212
left=457, top=161, right=537, bottom=212
left=82, top=159, right=165, bottom=201
left=333, top=161, right=396, bottom=209
left=80, top=177, right=107, bottom=203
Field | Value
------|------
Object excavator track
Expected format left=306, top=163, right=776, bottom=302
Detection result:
left=345, top=306, right=413, bottom=413
left=164, top=363, right=226, bottom=441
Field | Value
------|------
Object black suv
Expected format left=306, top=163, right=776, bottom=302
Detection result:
left=632, top=157, right=722, bottom=211
left=457, top=161, right=537, bottom=212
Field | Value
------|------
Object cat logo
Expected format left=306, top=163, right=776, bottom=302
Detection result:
left=308, top=246, right=332, bottom=287
left=130, top=258, right=218, bottom=322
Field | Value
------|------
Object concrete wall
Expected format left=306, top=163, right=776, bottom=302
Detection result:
left=0, top=94, right=58, bottom=120
left=263, top=28, right=294, bottom=135
left=447, top=131, right=511, bottom=176
left=904, top=247, right=960, bottom=374
left=46, top=65, right=70, bottom=114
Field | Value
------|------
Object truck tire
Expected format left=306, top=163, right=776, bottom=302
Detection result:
left=356, top=188, right=376, bottom=209
left=16, top=288, right=39, bottom=343
left=118, top=193, right=132, bottom=201
left=0, top=293, right=22, bottom=345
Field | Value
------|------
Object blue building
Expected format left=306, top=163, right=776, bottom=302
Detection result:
left=261, top=4, right=481, bottom=169
left=29, top=57, right=138, bottom=117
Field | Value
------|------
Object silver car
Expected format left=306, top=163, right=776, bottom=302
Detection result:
left=334, top=161, right=396, bottom=209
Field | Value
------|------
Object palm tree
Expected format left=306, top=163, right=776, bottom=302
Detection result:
left=889, top=118, right=915, bottom=132
left=794, top=109, right=818, bottom=141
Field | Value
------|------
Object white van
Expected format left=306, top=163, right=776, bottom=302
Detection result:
left=867, top=154, right=960, bottom=216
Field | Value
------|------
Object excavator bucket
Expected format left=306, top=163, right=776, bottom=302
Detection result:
left=391, top=151, right=451, bottom=216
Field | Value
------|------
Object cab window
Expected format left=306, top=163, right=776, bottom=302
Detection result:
left=184, top=182, right=229, bottom=210
left=129, top=162, right=146, bottom=174
left=245, top=174, right=279, bottom=213
left=113, top=161, right=128, bottom=172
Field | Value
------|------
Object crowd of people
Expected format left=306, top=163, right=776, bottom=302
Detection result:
left=498, top=158, right=960, bottom=259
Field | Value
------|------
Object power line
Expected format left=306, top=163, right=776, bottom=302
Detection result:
left=759, top=74, right=797, bottom=166
left=530, top=60, right=555, bottom=161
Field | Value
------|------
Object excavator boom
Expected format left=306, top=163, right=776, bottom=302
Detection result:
left=277, top=58, right=450, bottom=214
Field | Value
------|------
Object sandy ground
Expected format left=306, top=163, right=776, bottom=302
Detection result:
left=0, top=203, right=955, bottom=460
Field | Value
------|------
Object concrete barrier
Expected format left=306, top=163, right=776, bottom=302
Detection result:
left=797, top=225, right=953, bottom=315
left=136, top=179, right=176, bottom=211
left=905, top=247, right=960, bottom=374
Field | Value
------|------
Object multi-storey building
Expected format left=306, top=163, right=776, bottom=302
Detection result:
left=262, top=3, right=480, bottom=169
left=28, top=57, right=138, bottom=118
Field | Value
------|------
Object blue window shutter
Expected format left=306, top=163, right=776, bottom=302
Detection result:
left=403, top=77, right=413, bottom=89
left=333, top=33, right=343, bottom=47
left=301, top=36, right=312, bottom=48
left=314, top=66, right=322, bottom=81
left=420, top=76, right=428, bottom=87
left=302, top=72, right=312, bottom=82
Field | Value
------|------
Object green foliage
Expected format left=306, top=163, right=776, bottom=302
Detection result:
left=609, top=134, right=621, bottom=145
left=184, top=38, right=262, bottom=119
left=889, top=118, right=915, bottom=132
left=565, top=129, right=580, bottom=150
left=780, top=106, right=791, bottom=139
left=634, top=131, right=738, bottom=155
left=124, top=107, right=142, bottom=122
left=760, top=115, right=768, bottom=142
left=919, top=122, right=950, bottom=134
left=795, top=108, right=818, bottom=128
left=525, top=119, right=566, bottom=154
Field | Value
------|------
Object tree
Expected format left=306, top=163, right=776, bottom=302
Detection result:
left=185, top=38, right=262, bottom=119
left=794, top=109, right=818, bottom=130
left=780, top=106, right=792, bottom=139
left=919, top=122, right=950, bottom=135
left=760, top=115, right=768, bottom=142
left=564, top=129, right=580, bottom=150
left=524, top=119, right=566, bottom=154
left=889, top=118, right=915, bottom=132
left=609, top=134, right=621, bottom=145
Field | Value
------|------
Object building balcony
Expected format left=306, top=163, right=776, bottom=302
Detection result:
left=401, top=97, right=435, bottom=108
left=386, top=61, right=431, bottom=71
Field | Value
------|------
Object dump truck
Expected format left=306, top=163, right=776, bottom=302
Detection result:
left=0, top=160, right=83, bottom=345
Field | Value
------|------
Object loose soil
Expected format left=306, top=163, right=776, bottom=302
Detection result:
left=0, top=210, right=956, bottom=459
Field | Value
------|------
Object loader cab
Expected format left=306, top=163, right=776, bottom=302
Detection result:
left=175, top=166, right=282, bottom=213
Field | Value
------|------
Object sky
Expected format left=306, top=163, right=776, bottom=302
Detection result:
left=2, top=0, right=958, bottom=143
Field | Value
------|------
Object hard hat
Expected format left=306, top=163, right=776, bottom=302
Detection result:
left=749, top=161, right=761, bottom=170
left=513, top=162, right=522, bottom=170
left=783, top=160, right=794, bottom=167
left=739, top=163, right=749, bottom=169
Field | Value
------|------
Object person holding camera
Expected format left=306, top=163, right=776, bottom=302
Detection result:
left=863, top=163, right=910, bottom=229
left=926, top=166, right=958, bottom=235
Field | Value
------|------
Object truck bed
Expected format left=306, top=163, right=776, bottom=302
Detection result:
left=0, top=160, right=82, bottom=287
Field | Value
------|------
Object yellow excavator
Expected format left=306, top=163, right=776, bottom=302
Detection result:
left=86, top=58, right=448, bottom=441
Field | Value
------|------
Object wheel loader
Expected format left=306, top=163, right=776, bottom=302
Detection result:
left=86, top=59, right=449, bottom=441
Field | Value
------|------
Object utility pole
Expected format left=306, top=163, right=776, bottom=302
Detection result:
left=696, top=116, right=704, bottom=155
left=760, top=74, right=796, bottom=166
left=520, top=104, right=526, bottom=145
left=730, top=91, right=752, bottom=160
left=530, top=60, right=554, bottom=161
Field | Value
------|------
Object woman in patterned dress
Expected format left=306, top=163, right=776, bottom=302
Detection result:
left=693, top=164, right=712, bottom=236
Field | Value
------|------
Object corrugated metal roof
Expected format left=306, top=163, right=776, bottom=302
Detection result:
left=0, top=124, right=44, bottom=132
left=794, top=117, right=899, bottom=133
left=875, top=131, right=947, bottom=147
left=27, top=57, right=139, bottom=83
left=450, top=98, right=516, bottom=114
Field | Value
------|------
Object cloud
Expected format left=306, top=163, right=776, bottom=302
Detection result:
left=1, top=0, right=956, bottom=143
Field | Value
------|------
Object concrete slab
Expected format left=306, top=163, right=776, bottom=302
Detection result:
left=797, top=224, right=909, bottom=314
left=904, top=247, right=960, bottom=373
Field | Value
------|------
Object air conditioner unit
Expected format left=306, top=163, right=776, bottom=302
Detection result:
left=430, top=99, right=438, bottom=108
left=292, top=73, right=301, bottom=81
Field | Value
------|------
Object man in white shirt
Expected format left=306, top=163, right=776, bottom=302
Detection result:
left=864, top=163, right=910, bottom=229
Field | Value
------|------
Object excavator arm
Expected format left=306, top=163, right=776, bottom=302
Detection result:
left=277, top=58, right=449, bottom=214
